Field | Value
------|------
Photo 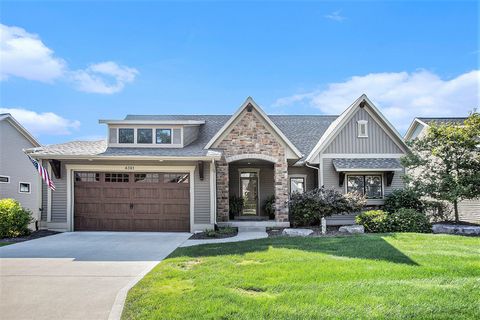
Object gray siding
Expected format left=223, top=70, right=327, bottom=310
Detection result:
left=51, top=163, right=67, bottom=222
left=0, top=120, right=40, bottom=219
left=458, top=200, right=480, bottom=224
left=194, top=161, right=211, bottom=224
left=109, top=128, right=117, bottom=143
left=324, top=108, right=403, bottom=154
left=183, top=126, right=199, bottom=146
left=41, top=160, right=48, bottom=221
left=172, top=129, right=182, bottom=144
left=288, top=166, right=317, bottom=192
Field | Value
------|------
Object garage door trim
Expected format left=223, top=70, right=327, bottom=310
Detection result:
left=65, top=164, right=196, bottom=232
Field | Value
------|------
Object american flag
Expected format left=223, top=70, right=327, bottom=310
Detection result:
left=26, top=154, right=56, bottom=191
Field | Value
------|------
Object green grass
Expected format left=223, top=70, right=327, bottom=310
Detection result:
left=0, top=242, right=13, bottom=247
left=122, top=234, right=480, bottom=320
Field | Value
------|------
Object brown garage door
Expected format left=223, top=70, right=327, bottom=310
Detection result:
left=74, top=172, right=190, bottom=232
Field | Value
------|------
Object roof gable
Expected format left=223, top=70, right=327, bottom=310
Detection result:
left=204, top=97, right=303, bottom=158
left=0, top=113, right=41, bottom=147
left=305, top=94, right=408, bottom=162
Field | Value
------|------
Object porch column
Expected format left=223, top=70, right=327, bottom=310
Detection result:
left=216, top=159, right=229, bottom=221
left=274, top=160, right=289, bottom=222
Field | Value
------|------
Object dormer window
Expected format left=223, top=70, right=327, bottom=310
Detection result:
left=357, top=120, right=368, bottom=138
left=137, top=129, right=153, bottom=144
left=119, top=128, right=134, bottom=143
left=156, top=129, right=172, bottom=144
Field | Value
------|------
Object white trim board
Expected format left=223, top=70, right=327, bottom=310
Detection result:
left=65, top=164, right=196, bottom=232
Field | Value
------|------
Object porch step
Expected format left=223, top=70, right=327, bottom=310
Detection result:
left=238, top=226, right=267, bottom=233
left=218, top=220, right=290, bottom=228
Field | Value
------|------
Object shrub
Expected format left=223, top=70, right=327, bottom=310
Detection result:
left=263, top=195, right=275, bottom=220
left=289, top=187, right=366, bottom=227
left=355, top=210, right=389, bottom=233
left=0, top=199, right=33, bottom=238
left=229, top=195, right=244, bottom=219
left=356, top=208, right=431, bottom=233
left=384, top=188, right=424, bottom=214
left=387, top=208, right=432, bottom=233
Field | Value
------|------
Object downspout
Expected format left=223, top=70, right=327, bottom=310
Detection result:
left=305, top=161, right=320, bottom=189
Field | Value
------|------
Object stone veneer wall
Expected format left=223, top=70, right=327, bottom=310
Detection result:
left=215, top=108, right=289, bottom=222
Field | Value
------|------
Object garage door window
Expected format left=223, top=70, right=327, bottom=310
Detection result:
left=164, top=173, right=189, bottom=184
left=75, top=172, right=100, bottom=182
left=135, top=173, right=160, bottom=183
left=105, top=173, right=129, bottom=183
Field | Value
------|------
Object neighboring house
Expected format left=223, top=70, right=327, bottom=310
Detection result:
left=0, top=113, right=42, bottom=227
left=405, top=117, right=480, bottom=224
left=26, top=94, right=409, bottom=233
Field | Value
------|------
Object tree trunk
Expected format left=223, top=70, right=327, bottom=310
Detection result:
left=453, top=199, right=459, bottom=224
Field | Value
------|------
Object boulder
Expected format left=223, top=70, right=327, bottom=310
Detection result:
left=282, top=228, right=314, bottom=237
left=339, top=225, right=365, bottom=234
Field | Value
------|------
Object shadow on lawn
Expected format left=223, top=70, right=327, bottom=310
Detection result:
left=173, top=234, right=418, bottom=266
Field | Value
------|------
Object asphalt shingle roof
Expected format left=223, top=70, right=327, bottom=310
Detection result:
left=31, top=114, right=338, bottom=159
left=332, top=158, right=403, bottom=171
left=418, top=117, right=467, bottom=125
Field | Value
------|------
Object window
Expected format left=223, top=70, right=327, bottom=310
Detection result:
left=137, top=129, right=153, bottom=144
left=164, top=173, right=189, bottom=184
left=290, top=177, right=305, bottom=194
left=240, top=172, right=258, bottom=178
left=135, top=173, right=160, bottom=183
left=347, top=175, right=382, bottom=199
left=358, top=120, right=368, bottom=137
left=19, top=182, right=31, bottom=193
left=75, top=172, right=100, bottom=182
left=156, top=129, right=172, bottom=144
left=119, top=128, right=134, bottom=143
left=0, top=176, right=9, bottom=183
left=105, top=173, right=129, bottom=183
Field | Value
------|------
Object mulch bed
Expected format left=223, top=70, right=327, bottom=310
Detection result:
left=0, top=230, right=61, bottom=243
left=190, top=228, right=238, bottom=240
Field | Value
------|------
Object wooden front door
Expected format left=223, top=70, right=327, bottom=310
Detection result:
left=74, top=172, right=190, bottom=232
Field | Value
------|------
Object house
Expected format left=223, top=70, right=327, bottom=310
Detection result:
left=26, top=94, right=409, bottom=233
left=405, top=117, right=480, bottom=224
left=0, top=113, right=42, bottom=227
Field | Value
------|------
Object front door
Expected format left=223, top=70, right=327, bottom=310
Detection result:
left=240, top=171, right=258, bottom=215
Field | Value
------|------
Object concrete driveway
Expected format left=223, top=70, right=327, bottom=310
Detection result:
left=0, top=232, right=190, bottom=320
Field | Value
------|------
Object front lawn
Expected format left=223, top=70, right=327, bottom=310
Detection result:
left=0, top=242, right=12, bottom=247
left=123, top=233, right=480, bottom=319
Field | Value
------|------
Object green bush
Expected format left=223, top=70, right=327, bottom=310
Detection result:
left=263, top=195, right=275, bottom=220
left=355, top=210, right=389, bottom=233
left=289, top=187, right=366, bottom=227
left=0, top=199, right=33, bottom=238
left=229, top=195, right=244, bottom=219
left=356, top=208, right=431, bottom=233
left=387, top=208, right=432, bottom=233
left=384, top=188, right=424, bottom=214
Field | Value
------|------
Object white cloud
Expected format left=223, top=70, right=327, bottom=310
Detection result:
left=273, top=70, right=480, bottom=132
left=0, top=24, right=66, bottom=82
left=0, top=107, right=80, bottom=135
left=70, top=61, right=138, bottom=94
left=0, top=23, right=138, bottom=94
left=324, top=10, right=346, bottom=22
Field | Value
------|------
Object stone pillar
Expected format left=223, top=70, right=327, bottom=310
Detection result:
left=216, top=159, right=229, bottom=221
left=274, top=160, right=289, bottom=222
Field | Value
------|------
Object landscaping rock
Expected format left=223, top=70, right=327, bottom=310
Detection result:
left=339, top=225, right=365, bottom=234
left=282, top=228, right=314, bottom=237
left=432, top=224, right=480, bottom=236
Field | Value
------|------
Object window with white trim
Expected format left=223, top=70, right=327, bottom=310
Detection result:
left=119, top=128, right=134, bottom=143
left=346, top=174, right=382, bottom=199
left=0, top=176, right=9, bottom=183
left=357, top=120, right=368, bottom=137
left=290, top=177, right=305, bottom=194
left=19, top=182, right=31, bottom=193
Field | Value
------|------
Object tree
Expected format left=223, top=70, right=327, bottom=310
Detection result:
left=401, top=112, right=480, bottom=223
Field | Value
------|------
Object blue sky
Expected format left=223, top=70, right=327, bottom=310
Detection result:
left=1, top=1, right=478, bottom=144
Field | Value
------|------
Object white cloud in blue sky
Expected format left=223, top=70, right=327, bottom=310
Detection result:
left=274, top=69, right=480, bottom=132
left=324, top=10, right=346, bottom=22
left=0, top=107, right=80, bottom=136
left=0, top=23, right=138, bottom=94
